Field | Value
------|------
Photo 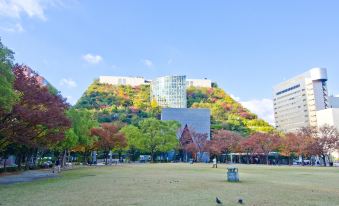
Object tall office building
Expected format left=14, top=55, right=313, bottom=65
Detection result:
left=273, top=68, right=329, bottom=132
left=151, top=75, right=187, bottom=108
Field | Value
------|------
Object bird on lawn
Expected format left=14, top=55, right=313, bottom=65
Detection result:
left=238, top=198, right=244, bottom=204
left=216, top=197, right=222, bottom=204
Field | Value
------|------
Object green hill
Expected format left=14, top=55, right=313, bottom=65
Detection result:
left=75, top=80, right=274, bottom=135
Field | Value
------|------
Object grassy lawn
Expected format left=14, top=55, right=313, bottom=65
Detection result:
left=1, top=163, right=339, bottom=206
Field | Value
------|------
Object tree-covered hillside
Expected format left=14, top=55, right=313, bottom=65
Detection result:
left=75, top=80, right=274, bottom=135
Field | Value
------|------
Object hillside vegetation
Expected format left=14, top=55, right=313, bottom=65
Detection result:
left=75, top=80, right=274, bottom=135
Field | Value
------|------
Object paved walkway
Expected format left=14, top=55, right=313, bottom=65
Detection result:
left=0, top=170, right=58, bottom=185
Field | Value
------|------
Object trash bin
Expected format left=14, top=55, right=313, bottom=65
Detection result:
left=227, top=167, right=239, bottom=182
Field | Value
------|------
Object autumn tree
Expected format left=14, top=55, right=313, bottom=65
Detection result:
left=208, top=130, right=242, bottom=162
left=91, top=123, right=127, bottom=165
left=0, top=65, right=70, bottom=169
left=179, top=125, right=194, bottom=161
left=240, top=137, right=256, bottom=164
left=280, top=133, right=300, bottom=165
left=248, top=132, right=281, bottom=165
left=190, top=130, right=209, bottom=162
left=315, top=125, right=339, bottom=166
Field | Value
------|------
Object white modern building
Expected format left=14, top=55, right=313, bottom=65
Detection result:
left=187, top=78, right=212, bottom=88
left=99, top=76, right=148, bottom=87
left=151, top=75, right=187, bottom=108
left=273, top=68, right=329, bottom=132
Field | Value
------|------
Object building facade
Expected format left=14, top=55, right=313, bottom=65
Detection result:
left=273, top=68, right=329, bottom=132
left=186, top=78, right=212, bottom=88
left=329, top=96, right=339, bottom=108
left=316, top=108, right=339, bottom=160
left=161, top=108, right=211, bottom=139
left=99, top=76, right=147, bottom=87
left=151, top=75, right=187, bottom=108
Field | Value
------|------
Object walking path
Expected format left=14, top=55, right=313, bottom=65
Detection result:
left=0, top=169, right=58, bottom=185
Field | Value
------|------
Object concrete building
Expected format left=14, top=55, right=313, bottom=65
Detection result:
left=187, top=78, right=212, bottom=88
left=316, top=108, right=339, bottom=161
left=329, top=96, right=339, bottom=108
left=151, top=75, right=187, bottom=108
left=273, top=68, right=329, bottom=132
left=99, top=76, right=147, bottom=87
left=161, top=108, right=211, bottom=139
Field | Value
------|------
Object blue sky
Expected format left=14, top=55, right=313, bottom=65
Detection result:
left=1, top=0, right=339, bottom=124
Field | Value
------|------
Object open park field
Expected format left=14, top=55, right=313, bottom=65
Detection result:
left=1, top=164, right=339, bottom=206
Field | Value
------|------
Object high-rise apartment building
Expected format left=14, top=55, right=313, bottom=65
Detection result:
left=151, top=75, right=187, bottom=108
left=273, top=68, right=329, bottom=132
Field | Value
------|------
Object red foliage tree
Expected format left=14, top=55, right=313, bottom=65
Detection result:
left=247, top=132, right=281, bottom=165
left=179, top=126, right=209, bottom=162
left=1, top=65, right=70, bottom=168
left=91, top=123, right=127, bottom=164
left=208, top=130, right=242, bottom=162
left=240, top=137, right=256, bottom=164
left=316, top=125, right=339, bottom=166
left=280, top=133, right=300, bottom=165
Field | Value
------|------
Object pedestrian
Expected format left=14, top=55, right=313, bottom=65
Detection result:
left=53, top=158, right=61, bottom=173
left=212, top=157, right=217, bottom=168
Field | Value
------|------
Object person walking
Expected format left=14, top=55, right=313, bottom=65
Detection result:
left=212, top=157, right=217, bottom=168
left=53, top=158, right=61, bottom=173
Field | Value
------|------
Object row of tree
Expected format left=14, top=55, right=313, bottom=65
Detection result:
left=180, top=126, right=339, bottom=166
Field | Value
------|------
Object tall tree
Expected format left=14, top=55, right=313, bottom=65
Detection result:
left=248, top=132, right=281, bottom=165
left=280, top=133, right=300, bottom=165
left=120, top=125, right=143, bottom=161
left=209, top=130, right=242, bottom=162
left=67, top=108, right=98, bottom=163
left=191, top=130, right=209, bottom=162
left=315, top=125, right=339, bottom=166
left=139, top=118, right=180, bottom=162
left=0, top=38, right=18, bottom=113
left=1, top=65, right=70, bottom=169
left=91, top=123, right=127, bottom=165
left=179, top=125, right=194, bottom=161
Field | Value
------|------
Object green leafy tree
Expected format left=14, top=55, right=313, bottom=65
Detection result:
left=121, top=125, right=143, bottom=161
left=139, top=118, right=180, bottom=162
left=0, top=38, right=19, bottom=113
left=67, top=108, right=98, bottom=163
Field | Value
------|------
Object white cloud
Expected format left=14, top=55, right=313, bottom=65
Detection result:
left=59, top=78, right=77, bottom=88
left=0, top=0, right=56, bottom=21
left=65, top=95, right=77, bottom=105
left=142, top=59, right=153, bottom=68
left=82, top=54, right=103, bottom=64
left=0, top=22, right=24, bottom=32
left=241, top=98, right=275, bottom=125
left=230, top=94, right=241, bottom=102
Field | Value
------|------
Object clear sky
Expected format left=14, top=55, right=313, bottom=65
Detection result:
left=1, top=0, right=339, bottom=124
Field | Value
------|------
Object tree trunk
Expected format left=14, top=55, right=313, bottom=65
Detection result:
left=322, top=155, right=327, bottom=167
left=266, top=154, right=269, bottom=165
left=61, top=150, right=66, bottom=168
left=17, top=153, right=22, bottom=170
left=3, top=158, right=7, bottom=172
